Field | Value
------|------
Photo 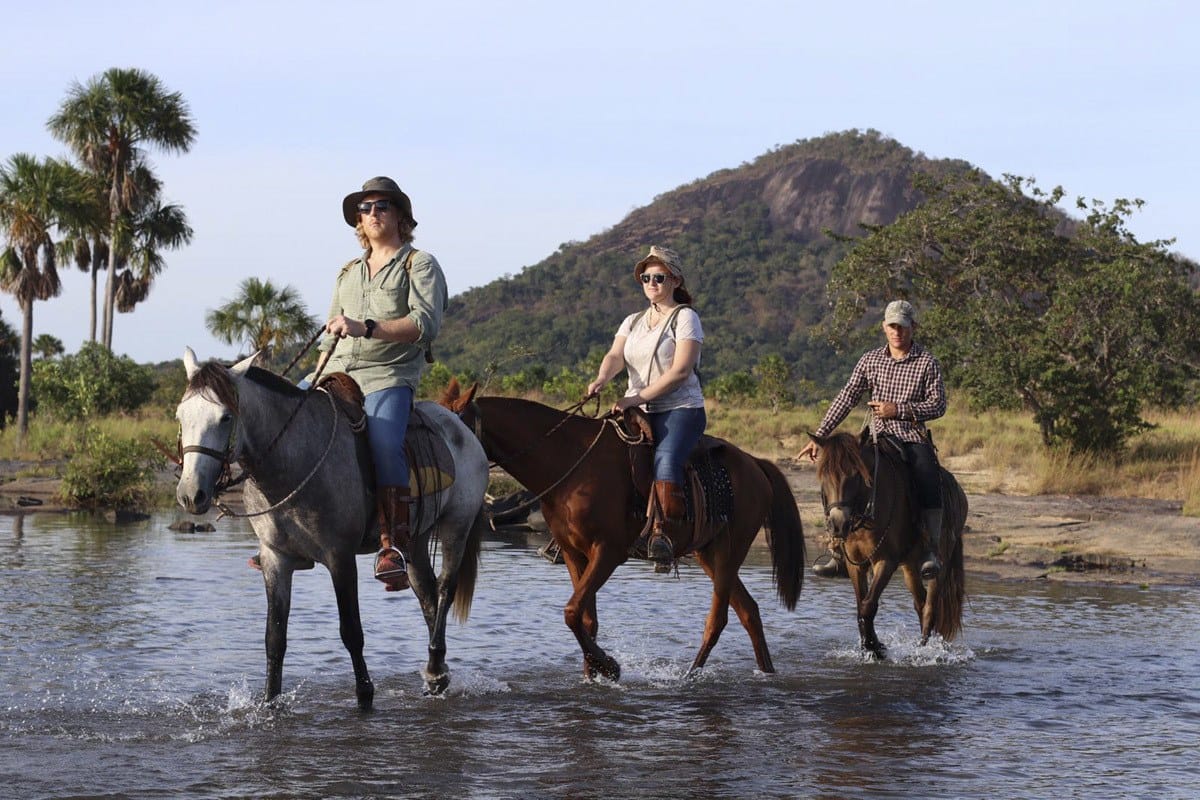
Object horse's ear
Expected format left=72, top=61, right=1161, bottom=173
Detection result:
left=461, top=382, right=478, bottom=406
left=439, top=378, right=479, bottom=413
left=231, top=350, right=261, bottom=376
left=183, top=347, right=200, bottom=380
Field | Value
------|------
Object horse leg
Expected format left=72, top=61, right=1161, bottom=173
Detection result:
left=853, top=559, right=897, bottom=660
left=328, top=555, right=374, bottom=710
left=261, top=563, right=294, bottom=703
left=422, top=571, right=459, bottom=696
left=899, top=560, right=935, bottom=644
left=559, top=546, right=622, bottom=682
left=692, top=552, right=774, bottom=674
left=405, top=533, right=453, bottom=695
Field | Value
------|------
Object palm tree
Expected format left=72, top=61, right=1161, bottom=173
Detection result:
left=206, top=278, right=320, bottom=366
left=32, top=334, right=64, bottom=360
left=47, top=67, right=196, bottom=350
left=114, top=166, right=193, bottom=313
left=0, top=154, right=94, bottom=436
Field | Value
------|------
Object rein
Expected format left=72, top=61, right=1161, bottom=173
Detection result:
left=820, top=426, right=894, bottom=569
left=473, top=396, right=646, bottom=520
left=212, top=388, right=342, bottom=519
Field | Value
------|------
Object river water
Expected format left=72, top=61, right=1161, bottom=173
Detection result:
left=1, top=511, right=1197, bottom=799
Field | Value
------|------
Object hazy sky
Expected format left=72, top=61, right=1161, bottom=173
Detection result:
left=1, top=0, right=1196, bottom=364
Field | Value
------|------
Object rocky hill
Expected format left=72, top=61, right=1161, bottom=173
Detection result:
left=436, top=129, right=973, bottom=387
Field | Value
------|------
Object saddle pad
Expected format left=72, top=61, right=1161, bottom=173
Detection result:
left=405, top=406, right=455, bottom=497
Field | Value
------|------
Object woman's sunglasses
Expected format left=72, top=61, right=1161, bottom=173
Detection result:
left=640, top=273, right=669, bottom=285
left=357, top=200, right=393, bottom=214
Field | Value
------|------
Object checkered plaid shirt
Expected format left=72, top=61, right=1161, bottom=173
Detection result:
left=814, top=343, right=946, bottom=444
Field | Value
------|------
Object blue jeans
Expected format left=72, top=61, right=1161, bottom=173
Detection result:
left=648, top=407, right=707, bottom=483
left=364, top=386, right=414, bottom=487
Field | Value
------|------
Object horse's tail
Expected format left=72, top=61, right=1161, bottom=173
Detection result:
left=452, top=508, right=487, bottom=623
left=755, top=457, right=805, bottom=611
left=932, top=474, right=968, bottom=640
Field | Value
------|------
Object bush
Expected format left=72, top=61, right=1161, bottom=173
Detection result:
left=59, top=429, right=165, bottom=509
left=32, top=342, right=155, bottom=420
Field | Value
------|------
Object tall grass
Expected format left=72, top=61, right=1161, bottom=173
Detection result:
left=706, top=400, right=1200, bottom=511
left=0, top=413, right=177, bottom=463
left=7, top=399, right=1200, bottom=514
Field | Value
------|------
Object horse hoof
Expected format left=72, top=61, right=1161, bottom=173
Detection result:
left=423, top=673, right=450, bottom=696
left=356, top=681, right=375, bottom=711
left=584, top=654, right=621, bottom=682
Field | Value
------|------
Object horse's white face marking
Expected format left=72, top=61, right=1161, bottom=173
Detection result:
left=175, top=383, right=238, bottom=514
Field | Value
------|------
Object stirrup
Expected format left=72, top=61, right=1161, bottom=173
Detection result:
left=374, top=546, right=408, bottom=581
left=648, top=533, right=674, bottom=573
left=811, top=552, right=846, bottom=578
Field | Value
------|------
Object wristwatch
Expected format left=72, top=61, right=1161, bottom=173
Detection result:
left=363, top=319, right=376, bottom=339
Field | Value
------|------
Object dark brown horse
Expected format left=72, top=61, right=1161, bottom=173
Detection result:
left=444, top=384, right=805, bottom=681
left=809, top=431, right=967, bottom=658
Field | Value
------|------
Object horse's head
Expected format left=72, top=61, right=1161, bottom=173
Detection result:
left=811, top=431, right=872, bottom=539
left=175, top=347, right=257, bottom=514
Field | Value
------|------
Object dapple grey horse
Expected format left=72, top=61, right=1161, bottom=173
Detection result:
left=174, top=348, right=489, bottom=706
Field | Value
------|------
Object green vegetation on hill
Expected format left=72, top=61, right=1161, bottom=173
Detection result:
left=437, top=130, right=958, bottom=391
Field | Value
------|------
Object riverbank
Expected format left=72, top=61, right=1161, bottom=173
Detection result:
left=4, top=459, right=1198, bottom=587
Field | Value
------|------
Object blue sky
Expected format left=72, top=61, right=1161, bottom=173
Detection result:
left=1, top=0, right=1196, bottom=363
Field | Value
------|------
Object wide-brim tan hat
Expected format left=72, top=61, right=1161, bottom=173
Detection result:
left=634, top=245, right=685, bottom=282
left=342, top=176, right=417, bottom=227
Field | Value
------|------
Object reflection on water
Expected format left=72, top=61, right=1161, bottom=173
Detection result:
left=1, top=512, right=1198, bottom=799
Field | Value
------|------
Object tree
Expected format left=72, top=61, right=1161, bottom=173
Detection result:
left=32, top=334, right=64, bottom=360
left=206, top=277, right=320, bottom=366
left=47, top=67, right=196, bottom=350
left=753, top=353, right=793, bottom=414
left=31, top=342, right=155, bottom=420
left=826, top=169, right=1200, bottom=453
left=0, top=154, right=94, bottom=436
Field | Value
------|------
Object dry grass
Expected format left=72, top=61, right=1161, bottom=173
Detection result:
left=708, top=401, right=1200, bottom=513
left=0, top=414, right=177, bottom=463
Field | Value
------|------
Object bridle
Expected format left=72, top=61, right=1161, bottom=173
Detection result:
left=819, top=435, right=891, bottom=567
left=178, top=382, right=345, bottom=519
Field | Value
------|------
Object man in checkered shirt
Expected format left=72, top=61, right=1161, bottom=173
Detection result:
left=798, top=300, right=947, bottom=579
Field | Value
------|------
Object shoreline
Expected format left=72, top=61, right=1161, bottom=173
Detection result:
left=4, top=461, right=1197, bottom=588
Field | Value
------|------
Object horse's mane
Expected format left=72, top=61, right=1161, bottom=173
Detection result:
left=817, top=431, right=872, bottom=486
left=184, top=361, right=303, bottom=408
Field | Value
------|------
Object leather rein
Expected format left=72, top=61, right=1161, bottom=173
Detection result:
left=469, top=396, right=648, bottom=520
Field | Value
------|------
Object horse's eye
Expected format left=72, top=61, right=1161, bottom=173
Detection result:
left=220, top=413, right=233, bottom=425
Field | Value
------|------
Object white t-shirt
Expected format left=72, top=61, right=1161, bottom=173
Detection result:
left=615, top=306, right=705, bottom=412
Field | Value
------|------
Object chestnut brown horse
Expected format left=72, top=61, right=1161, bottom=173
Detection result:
left=444, top=383, right=805, bottom=681
left=810, top=431, right=967, bottom=658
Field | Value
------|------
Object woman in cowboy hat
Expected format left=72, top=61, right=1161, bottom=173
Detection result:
left=587, top=245, right=706, bottom=570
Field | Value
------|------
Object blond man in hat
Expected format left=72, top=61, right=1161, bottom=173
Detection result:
left=307, top=176, right=448, bottom=592
left=798, top=300, right=947, bottom=579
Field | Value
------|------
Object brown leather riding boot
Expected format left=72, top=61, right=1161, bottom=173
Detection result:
left=648, top=479, right=686, bottom=568
left=374, top=485, right=413, bottom=592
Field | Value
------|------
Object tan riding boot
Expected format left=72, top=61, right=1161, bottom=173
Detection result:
left=812, top=535, right=848, bottom=578
left=919, top=507, right=944, bottom=580
left=375, top=485, right=413, bottom=592
left=648, top=479, right=686, bottom=568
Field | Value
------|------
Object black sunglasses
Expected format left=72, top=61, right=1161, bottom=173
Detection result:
left=357, top=200, right=393, bottom=214
left=640, top=273, right=669, bottom=285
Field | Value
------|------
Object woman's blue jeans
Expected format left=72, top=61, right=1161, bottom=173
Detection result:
left=364, top=385, right=414, bottom=488
left=648, top=406, right=707, bottom=483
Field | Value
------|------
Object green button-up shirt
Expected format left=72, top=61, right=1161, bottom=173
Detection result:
left=310, top=244, right=448, bottom=396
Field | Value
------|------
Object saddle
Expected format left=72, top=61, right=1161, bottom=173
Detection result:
left=621, top=407, right=733, bottom=558
left=318, top=372, right=455, bottom=496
